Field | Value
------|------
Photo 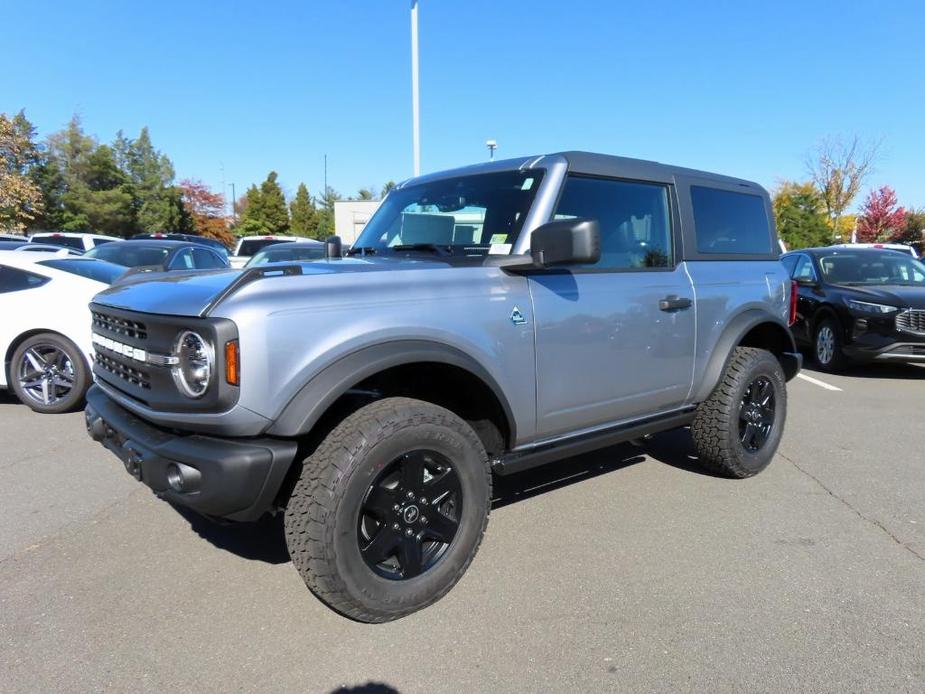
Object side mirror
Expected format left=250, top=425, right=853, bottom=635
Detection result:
left=529, top=218, right=600, bottom=268
left=324, top=235, right=343, bottom=259
left=795, top=276, right=817, bottom=287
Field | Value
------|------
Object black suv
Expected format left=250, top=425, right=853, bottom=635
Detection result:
left=782, top=247, right=925, bottom=370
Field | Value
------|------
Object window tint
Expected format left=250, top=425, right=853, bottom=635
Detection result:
left=237, top=238, right=287, bottom=256
left=553, top=176, right=673, bottom=270
left=781, top=255, right=798, bottom=276
left=192, top=248, right=226, bottom=269
left=169, top=249, right=194, bottom=270
left=38, top=259, right=126, bottom=285
left=86, top=244, right=170, bottom=267
left=0, top=265, right=50, bottom=293
left=691, top=186, right=771, bottom=254
left=32, top=235, right=86, bottom=250
left=793, top=255, right=817, bottom=282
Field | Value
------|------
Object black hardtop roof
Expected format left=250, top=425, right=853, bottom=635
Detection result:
left=406, top=150, right=763, bottom=191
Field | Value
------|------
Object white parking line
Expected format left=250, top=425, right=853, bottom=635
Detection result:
left=796, top=373, right=843, bottom=391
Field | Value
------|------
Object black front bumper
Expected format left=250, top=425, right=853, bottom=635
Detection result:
left=85, top=386, right=298, bottom=522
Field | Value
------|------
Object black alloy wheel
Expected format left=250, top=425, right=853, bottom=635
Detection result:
left=358, top=450, right=462, bottom=580
left=738, top=376, right=775, bottom=452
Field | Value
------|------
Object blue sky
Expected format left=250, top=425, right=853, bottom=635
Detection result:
left=3, top=1, right=923, bottom=208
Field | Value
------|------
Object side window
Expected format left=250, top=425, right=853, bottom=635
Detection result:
left=781, top=255, right=798, bottom=276
left=192, top=248, right=224, bottom=269
left=690, top=186, right=771, bottom=255
left=0, top=266, right=50, bottom=294
left=793, top=255, right=817, bottom=282
left=553, top=176, right=673, bottom=270
left=169, top=249, right=194, bottom=270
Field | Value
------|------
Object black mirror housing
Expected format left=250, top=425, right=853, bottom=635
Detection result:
left=529, top=218, right=601, bottom=268
left=325, top=235, right=343, bottom=259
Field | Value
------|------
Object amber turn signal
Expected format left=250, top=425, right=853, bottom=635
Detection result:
left=225, top=340, right=240, bottom=385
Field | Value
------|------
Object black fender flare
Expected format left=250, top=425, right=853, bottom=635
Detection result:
left=692, top=310, right=800, bottom=403
left=267, top=339, right=517, bottom=441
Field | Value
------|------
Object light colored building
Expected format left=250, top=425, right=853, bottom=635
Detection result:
left=334, top=200, right=381, bottom=246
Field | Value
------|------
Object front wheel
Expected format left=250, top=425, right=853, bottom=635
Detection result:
left=284, top=397, right=491, bottom=623
left=691, top=347, right=787, bottom=478
left=10, top=333, right=90, bottom=414
left=814, top=317, right=847, bottom=372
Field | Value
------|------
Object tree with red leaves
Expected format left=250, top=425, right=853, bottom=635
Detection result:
left=179, top=178, right=234, bottom=248
left=855, top=186, right=906, bottom=243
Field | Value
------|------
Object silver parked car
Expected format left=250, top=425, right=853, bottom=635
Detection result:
left=84, top=151, right=801, bottom=622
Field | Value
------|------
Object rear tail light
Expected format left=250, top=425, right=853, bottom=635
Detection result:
left=225, top=340, right=240, bottom=385
left=789, top=280, right=798, bottom=326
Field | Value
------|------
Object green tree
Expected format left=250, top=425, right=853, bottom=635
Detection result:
left=381, top=180, right=397, bottom=198
left=0, top=110, right=44, bottom=231
left=238, top=184, right=268, bottom=234
left=899, top=208, right=925, bottom=246
left=356, top=187, right=375, bottom=201
left=772, top=181, right=832, bottom=250
left=258, top=171, right=289, bottom=233
left=289, top=182, right=319, bottom=238
left=124, top=127, right=184, bottom=233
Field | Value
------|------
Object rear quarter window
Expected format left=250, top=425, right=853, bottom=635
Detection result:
left=691, top=186, right=772, bottom=255
left=0, top=265, right=50, bottom=293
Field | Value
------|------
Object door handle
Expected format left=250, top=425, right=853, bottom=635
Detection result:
left=659, top=295, right=692, bottom=311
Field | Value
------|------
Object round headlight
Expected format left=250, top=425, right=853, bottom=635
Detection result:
left=172, top=331, right=213, bottom=398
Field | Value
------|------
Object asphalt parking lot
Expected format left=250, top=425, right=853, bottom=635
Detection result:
left=1, top=363, right=923, bottom=693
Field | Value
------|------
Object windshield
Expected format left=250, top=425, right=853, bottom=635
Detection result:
left=352, top=169, right=544, bottom=257
left=32, top=235, right=86, bottom=250
left=86, top=243, right=169, bottom=267
left=37, top=258, right=126, bottom=284
left=819, top=252, right=925, bottom=286
left=237, top=238, right=288, bottom=256
left=245, top=245, right=325, bottom=267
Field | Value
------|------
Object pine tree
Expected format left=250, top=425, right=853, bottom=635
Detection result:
left=772, top=181, right=831, bottom=250
left=258, top=171, right=289, bottom=234
left=289, top=182, right=319, bottom=238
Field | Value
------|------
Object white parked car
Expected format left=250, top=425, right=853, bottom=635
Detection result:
left=229, top=235, right=315, bottom=268
left=0, top=252, right=126, bottom=413
left=833, top=242, right=919, bottom=258
left=29, top=231, right=120, bottom=252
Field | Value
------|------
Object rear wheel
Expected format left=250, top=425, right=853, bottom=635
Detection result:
left=10, top=334, right=90, bottom=414
left=691, top=347, right=786, bottom=478
left=284, top=397, right=491, bottom=622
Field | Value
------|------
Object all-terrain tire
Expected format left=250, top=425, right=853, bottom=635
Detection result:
left=284, top=397, right=492, bottom=623
left=10, top=333, right=90, bottom=414
left=690, top=347, right=786, bottom=478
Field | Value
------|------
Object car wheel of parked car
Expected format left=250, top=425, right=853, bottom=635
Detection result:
left=813, top=317, right=847, bottom=372
left=690, top=347, right=786, bottom=478
left=284, top=397, right=492, bottom=623
left=10, top=333, right=90, bottom=414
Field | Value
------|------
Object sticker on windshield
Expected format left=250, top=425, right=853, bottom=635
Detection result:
left=489, top=243, right=512, bottom=255
left=490, top=234, right=508, bottom=244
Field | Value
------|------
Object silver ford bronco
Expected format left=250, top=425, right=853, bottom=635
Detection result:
left=85, top=152, right=801, bottom=622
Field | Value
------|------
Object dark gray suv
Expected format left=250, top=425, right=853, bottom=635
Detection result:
left=84, top=151, right=801, bottom=622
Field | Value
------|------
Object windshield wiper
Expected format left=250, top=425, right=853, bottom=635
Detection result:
left=345, top=246, right=378, bottom=256
left=391, top=243, right=451, bottom=256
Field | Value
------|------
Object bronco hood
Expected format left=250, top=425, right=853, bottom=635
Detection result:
left=92, top=257, right=451, bottom=317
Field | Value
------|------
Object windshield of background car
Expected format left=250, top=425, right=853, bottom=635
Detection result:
left=85, top=243, right=170, bottom=267
left=352, top=169, right=544, bottom=257
left=37, top=258, right=126, bottom=284
left=819, top=252, right=925, bottom=286
left=32, top=235, right=85, bottom=250
left=237, top=238, right=288, bottom=256
left=245, top=245, right=325, bottom=267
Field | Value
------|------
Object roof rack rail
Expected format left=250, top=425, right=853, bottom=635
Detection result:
left=200, top=264, right=303, bottom=317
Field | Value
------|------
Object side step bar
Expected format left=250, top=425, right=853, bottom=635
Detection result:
left=492, top=409, right=696, bottom=476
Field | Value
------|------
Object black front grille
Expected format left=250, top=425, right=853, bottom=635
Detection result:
left=92, top=311, right=148, bottom=340
left=94, top=352, right=151, bottom=389
left=896, top=309, right=925, bottom=336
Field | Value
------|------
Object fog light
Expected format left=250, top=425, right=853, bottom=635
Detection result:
left=166, top=462, right=201, bottom=493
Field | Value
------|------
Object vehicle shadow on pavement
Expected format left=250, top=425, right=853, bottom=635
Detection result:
left=330, top=684, right=400, bottom=694
left=492, top=445, right=647, bottom=510
left=173, top=505, right=291, bottom=564
left=798, top=353, right=925, bottom=380
left=637, top=426, right=726, bottom=477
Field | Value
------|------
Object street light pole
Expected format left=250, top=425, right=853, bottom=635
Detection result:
left=411, top=0, right=421, bottom=177
left=229, top=182, right=236, bottom=223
